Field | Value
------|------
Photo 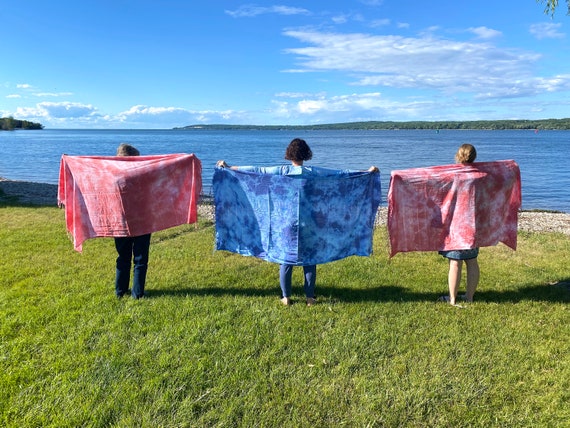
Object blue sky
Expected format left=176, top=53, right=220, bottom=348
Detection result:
left=1, top=1, right=569, bottom=129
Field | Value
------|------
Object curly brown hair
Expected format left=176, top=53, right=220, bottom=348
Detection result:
left=455, top=144, right=477, bottom=164
left=284, top=138, right=312, bottom=162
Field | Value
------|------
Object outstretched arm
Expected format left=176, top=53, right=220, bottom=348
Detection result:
left=216, top=160, right=239, bottom=170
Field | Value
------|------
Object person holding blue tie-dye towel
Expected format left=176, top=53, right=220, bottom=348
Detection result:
left=217, top=138, right=379, bottom=306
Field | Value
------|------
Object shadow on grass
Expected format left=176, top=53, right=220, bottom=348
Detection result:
left=147, top=286, right=279, bottom=299
left=146, top=280, right=570, bottom=304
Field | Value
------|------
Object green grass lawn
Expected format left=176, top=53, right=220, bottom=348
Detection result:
left=1, top=204, right=569, bottom=427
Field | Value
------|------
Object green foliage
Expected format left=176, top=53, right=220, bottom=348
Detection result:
left=538, top=0, right=570, bottom=16
left=176, top=118, right=570, bottom=131
left=1, top=205, right=569, bottom=427
left=0, top=117, right=44, bottom=131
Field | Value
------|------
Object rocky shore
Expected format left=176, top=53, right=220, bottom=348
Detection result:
left=1, top=178, right=569, bottom=235
left=0, top=178, right=59, bottom=206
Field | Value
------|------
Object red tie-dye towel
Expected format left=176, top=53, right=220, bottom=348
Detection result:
left=387, top=160, right=521, bottom=257
left=58, top=153, right=202, bottom=251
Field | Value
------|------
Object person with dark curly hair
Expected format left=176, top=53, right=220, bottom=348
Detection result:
left=217, top=138, right=378, bottom=306
left=285, top=137, right=313, bottom=163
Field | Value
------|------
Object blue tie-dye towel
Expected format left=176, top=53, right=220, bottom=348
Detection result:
left=213, top=166, right=381, bottom=265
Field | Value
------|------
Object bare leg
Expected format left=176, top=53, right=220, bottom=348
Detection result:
left=464, top=258, right=479, bottom=302
left=279, top=264, right=293, bottom=305
left=447, top=259, right=462, bottom=305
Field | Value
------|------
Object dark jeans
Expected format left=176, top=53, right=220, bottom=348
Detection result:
left=279, top=264, right=316, bottom=298
left=114, top=234, right=151, bottom=298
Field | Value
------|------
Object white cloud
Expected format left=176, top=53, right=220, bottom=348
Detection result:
left=16, top=83, right=32, bottom=89
left=530, top=22, right=565, bottom=39
left=421, top=26, right=441, bottom=35
left=370, top=18, right=391, bottom=28
left=226, top=5, right=310, bottom=18
left=15, top=102, right=97, bottom=119
left=282, top=29, right=565, bottom=99
left=268, top=90, right=570, bottom=124
left=7, top=102, right=252, bottom=128
left=467, top=26, right=502, bottom=39
left=330, top=12, right=364, bottom=25
left=115, top=105, right=250, bottom=127
left=6, top=94, right=21, bottom=98
left=34, top=92, right=74, bottom=97
left=274, top=91, right=326, bottom=98
left=118, top=105, right=189, bottom=118
left=269, top=92, right=440, bottom=122
left=298, top=99, right=327, bottom=113
left=332, top=14, right=348, bottom=24
left=44, top=102, right=97, bottom=118
left=536, top=74, right=570, bottom=92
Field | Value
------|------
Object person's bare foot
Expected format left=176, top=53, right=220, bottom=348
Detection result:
left=438, top=295, right=465, bottom=308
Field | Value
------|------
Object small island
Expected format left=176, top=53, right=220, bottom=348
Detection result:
left=0, top=117, right=44, bottom=131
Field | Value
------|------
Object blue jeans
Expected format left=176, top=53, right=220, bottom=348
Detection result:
left=114, top=234, right=151, bottom=298
left=279, top=264, right=316, bottom=298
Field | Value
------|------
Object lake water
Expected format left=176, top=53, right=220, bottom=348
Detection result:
left=1, top=128, right=568, bottom=212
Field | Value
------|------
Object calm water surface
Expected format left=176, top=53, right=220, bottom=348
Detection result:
left=1, top=129, right=568, bottom=212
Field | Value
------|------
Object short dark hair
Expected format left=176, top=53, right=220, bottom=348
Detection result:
left=284, top=138, right=312, bottom=162
left=116, top=143, right=140, bottom=156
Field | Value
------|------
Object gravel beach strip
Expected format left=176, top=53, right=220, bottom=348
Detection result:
left=2, top=178, right=569, bottom=235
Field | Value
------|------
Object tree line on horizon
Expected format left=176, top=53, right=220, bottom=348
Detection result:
left=3, top=117, right=570, bottom=131
left=0, top=117, right=44, bottom=131
left=175, top=118, right=570, bottom=131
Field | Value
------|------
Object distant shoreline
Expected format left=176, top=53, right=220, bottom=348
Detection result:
left=1, top=177, right=569, bottom=235
left=174, top=118, right=570, bottom=131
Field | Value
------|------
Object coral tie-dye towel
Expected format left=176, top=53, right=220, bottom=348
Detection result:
left=58, top=154, right=202, bottom=251
left=387, top=160, right=521, bottom=257
left=213, top=167, right=382, bottom=266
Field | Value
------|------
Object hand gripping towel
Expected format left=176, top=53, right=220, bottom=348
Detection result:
left=213, top=167, right=382, bottom=266
left=58, top=153, right=202, bottom=251
left=387, top=160, right=521, bottom=257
